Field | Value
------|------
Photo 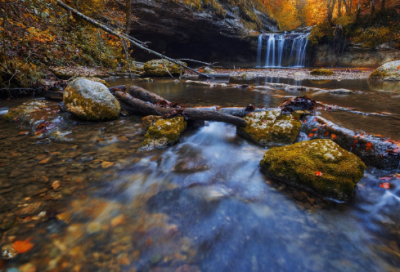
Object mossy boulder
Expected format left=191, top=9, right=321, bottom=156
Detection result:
left=310, top=68, right=334, bottom=76
left=140, top=116, right=187, bottom=151
left=141, top=115, right=162, bottom=133
left=143, top=59, right=186, bottom=77
left=237, top=110, right=302, bottom=147
left=63, top=77, right=120, bottom=121
left=369, top=60, right=400, bottom=81
left=260, top=139, right=366, bottom=201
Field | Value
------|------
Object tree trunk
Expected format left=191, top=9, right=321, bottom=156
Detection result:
left=327, top=0, right=337, bottom=23
left=125, top=0, right=131, bottom=34
left=114, top=91, right=247, bottom=127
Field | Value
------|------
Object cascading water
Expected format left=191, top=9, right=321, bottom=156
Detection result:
left=256, top=35, right=263, bottom=67
left=256, top=30, right=310, bottom=68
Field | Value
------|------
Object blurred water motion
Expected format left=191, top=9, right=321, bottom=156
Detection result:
left=0, top=78, right=400, bottom=271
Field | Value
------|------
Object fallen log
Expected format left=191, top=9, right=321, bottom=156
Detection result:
left=302, top=116, right=400, bottom=170
left=114, top=91, right=247, bottom=127
left=129, top=85, right=170, bottom=104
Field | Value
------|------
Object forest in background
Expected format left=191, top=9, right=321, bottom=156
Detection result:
left=0, top=0, right=399, bottom=88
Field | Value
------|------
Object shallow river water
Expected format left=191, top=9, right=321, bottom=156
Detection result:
left=0, top=76, right=400, bottom=271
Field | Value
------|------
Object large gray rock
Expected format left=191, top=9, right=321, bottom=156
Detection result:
left=369, top=60, right=400, bottom=81
left=63, top=78, right=120, bottom=121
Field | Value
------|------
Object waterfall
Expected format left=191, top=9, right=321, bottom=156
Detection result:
left=277, top=34, right=285, bottom=67
left=265, top=35, right=275, bottom=67
left=256, top=30, right=310, bottom=68
left=256, top=35, right=263, bottom=67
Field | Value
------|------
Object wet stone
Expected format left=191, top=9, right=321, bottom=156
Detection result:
left=16, top=202, right=42, bottom=217
left=2, top=244, right=18, bottom=259
left=0, top=217, right=15, bottom=230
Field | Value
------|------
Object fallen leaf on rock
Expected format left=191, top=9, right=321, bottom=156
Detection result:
left=324, top=131, right=329, bottom=137
left=312, top=128, right=318, bottom=132
left=18, top=131, right=29, bottom=135
left=101, top=161, right=114, bottom=169
left=366, top=142, right=374, bottom=151
left=315, top=171, right=322, bottom=177
left=380, top=183, right=390, bottom=189
left=331, top=134, right=337, bottom=140
left=308, top=133, right=314, bottom=138
left=13, top=239, right=34, bottom=253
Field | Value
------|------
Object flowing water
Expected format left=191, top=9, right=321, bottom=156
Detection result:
left=1, top=76, right=400, bottom=271
left=256, top=31, right=310, bottom=68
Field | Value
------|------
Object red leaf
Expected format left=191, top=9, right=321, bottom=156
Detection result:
left=324, top=131, right=329, bottom=137
left=331, top=134, right=337, bottom=140
left=308, top=133, right=314, bottom=138
left=312, top=128, right=318, bottom=132
left=13, top=239, right=34, bottom=253
left=380, top=183, right=390, bottom=189
left=366, top=142, right=374, bottom=151
left=315, top=171, right=322, bottom=177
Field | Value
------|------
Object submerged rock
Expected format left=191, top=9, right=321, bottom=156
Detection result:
left=369, top=60, right=400, bottom=81
left=310, top=68, right=334, bottom=76
left=231, top=72, right=258, bottom=80
left=144, top=59, right=186, bottom=77
left=3, top=100, right=76, bottom=137
left=237, top=110, right=302, bottom=147
left=260, top=139, right=366, bottom=201
left=329, top=88, right=353, bottom=94
left=140, top=116, right=187, bottom=151
left=63, top=77, right=120, bottom=121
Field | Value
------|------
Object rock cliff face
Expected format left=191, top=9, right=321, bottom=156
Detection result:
left=312, top=42, right=400, bottom=68
left=127, top=0, right=278, bottom=66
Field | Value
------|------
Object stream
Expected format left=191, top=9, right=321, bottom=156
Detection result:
left=1, top=75, right=400, bottom=271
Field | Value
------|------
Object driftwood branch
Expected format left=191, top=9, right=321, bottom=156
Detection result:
left=55, top=0, right=213, bottom=79
left=115, top=91, right=247, bottom=127
left=129, top=85, right=170, bottom=104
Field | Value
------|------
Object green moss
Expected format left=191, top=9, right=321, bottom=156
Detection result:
left=63, top=85, right=120, bottom=121
left=369, top=69, right=387, bottom=79
left=260, top=139, right=366, bottom=201
left=141, top=116, right=187, bottom=150
left=310, top=69, right=334, bottom=76
left=238, top=110, right=302, bottom=147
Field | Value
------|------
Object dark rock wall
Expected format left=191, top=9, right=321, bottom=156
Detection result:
left=311, top=42, right=400, bottom=68
left=128, top=0, right=278, bottom=66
